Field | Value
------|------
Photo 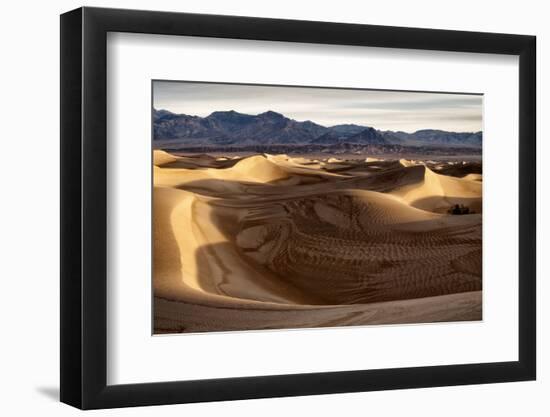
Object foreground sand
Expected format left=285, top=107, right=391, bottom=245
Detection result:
left=153, top=150, right=482, bottom=333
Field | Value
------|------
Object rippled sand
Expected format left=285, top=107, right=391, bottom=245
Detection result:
left=153, top=150, right=482, bottom=333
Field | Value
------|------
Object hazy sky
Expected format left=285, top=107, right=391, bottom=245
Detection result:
left=153, top=81, right=482, bottom=133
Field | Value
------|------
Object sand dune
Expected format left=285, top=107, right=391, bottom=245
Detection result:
left=463, top=173, right=483, bottom=182
left=153, top=149, right=179, bottom=166
left=391, top=165, right=482, bottom=213
left=153, top=150, right=482, bottom=333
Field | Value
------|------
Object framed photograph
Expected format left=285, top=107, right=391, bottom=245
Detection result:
left=60, top=6, right=536, bottom=409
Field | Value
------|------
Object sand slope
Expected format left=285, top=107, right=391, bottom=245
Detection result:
left=391, top=165, right=482, bottom=213
left=153, top=150, right=482, bottom=333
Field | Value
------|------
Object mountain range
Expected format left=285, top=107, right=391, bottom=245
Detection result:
left=153, top=109, right=482, bottom=148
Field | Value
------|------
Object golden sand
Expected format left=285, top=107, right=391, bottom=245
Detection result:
left=153, top=150, right=482, bottom=333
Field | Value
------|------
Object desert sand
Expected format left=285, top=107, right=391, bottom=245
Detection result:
left=153, top=150, right=482, bottom=333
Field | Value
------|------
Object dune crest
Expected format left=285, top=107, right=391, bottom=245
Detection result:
left=153, top=149, right=179, bottom=166
left=391, top=165, right=482, bottom=213
left=230, top=155, right=289, bottom=182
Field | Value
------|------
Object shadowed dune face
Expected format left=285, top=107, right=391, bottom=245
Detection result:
left=153, top=150, right=482, bottom=333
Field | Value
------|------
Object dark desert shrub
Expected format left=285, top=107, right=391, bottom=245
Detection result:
left=447, top=204, right=473, bottom=215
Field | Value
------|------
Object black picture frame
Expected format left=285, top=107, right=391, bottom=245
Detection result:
left=60, top=6, right=536, bottom=410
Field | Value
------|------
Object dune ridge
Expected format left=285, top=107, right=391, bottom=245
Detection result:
left=153, top=150, right=482, bottom=333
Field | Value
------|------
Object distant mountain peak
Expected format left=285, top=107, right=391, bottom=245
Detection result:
left=329, top=123, right=365, bottom=129
left=154, top=108, right=174, bottom=115
left=208, top=110, right=246, bottom=117
left=259, top=110, right=285, bottom=118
